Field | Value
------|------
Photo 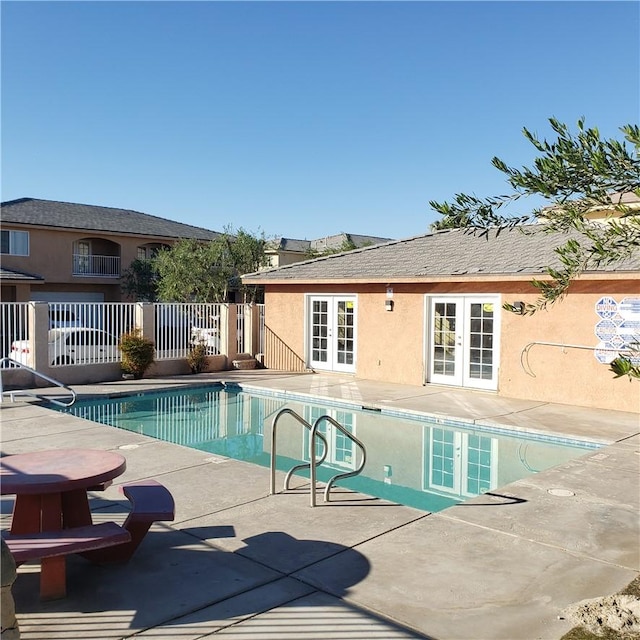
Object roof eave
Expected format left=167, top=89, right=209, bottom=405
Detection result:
left=242, top=270, right=640, bottom=286
left=1, top=220, right=218, bottom=241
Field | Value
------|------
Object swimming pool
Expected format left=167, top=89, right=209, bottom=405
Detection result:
left=57, top=384, right=600, bottom=513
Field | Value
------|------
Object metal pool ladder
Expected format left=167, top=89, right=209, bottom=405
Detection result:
left=269, top=408, right=367, bottom=507
left=0, top=357, right=77, bottom=407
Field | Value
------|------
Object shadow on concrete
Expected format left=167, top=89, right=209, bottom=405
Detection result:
left=454, top=491, right=528, bottom=506
left=9, top=527, right=432, bottom=639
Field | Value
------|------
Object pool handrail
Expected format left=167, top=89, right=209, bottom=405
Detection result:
left=310, top=414, right=367, bottom=507
left=269, top=408, right=328, bottom=496
left=0, top=357, right=77, bottom=407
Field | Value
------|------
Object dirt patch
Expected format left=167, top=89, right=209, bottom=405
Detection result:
left=561, top=576, right=640, bottom=639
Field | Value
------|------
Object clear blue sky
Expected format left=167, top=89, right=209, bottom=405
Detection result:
left=2, top=1, right=638, bottom=240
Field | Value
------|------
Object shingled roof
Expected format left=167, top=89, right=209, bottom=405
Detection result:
left=244, top=225, right=640, bottom=283
left=0, top=266, right=44, bottom=282
left=1, top=198, right=220, bottom=241
left=267, top=233, right=393, bottom=253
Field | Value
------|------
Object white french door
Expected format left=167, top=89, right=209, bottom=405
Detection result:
left=307, top=296, right=357, bottom=373
left=427, top=296, right=499, bottom=390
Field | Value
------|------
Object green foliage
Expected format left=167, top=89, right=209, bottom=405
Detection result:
left=609, top=341, right=640, bottom=380
left=186, top=341, right=209, bottom=374
left=119, top=329, right=155, bottom=378
left=154, top=238, right=232, bottom=303
left=152, top=228, right=269, bottom=303
left=121, top=258, right=159, bottom=302
left=430, top=118, right=640, bottom=381
left=221, top=226, right=270, bottom=302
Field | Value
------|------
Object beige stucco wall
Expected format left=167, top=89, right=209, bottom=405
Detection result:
left=2, top=225, right=178, bottom=302
left=263, top=279, right=640, bottom=414
left=499, top=280, right=639, bottom=412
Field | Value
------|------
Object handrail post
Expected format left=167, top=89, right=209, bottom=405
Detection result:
left=309, top=421, right=318, bottom=507
left=269, top=410, right=278, bottom=495
left=313, top=415, right=367, bottom=503
left=269, top=407, right=328, bottom=501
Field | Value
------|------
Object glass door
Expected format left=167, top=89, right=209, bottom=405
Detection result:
left=308, top=296, right=356, bottom=373
left=429, top=297, right=464, bottom=386
left=428, top=296, right=499, bottom=390
left=74, top=240, right=91, bottom=274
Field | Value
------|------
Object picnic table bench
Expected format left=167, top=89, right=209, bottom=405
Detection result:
left=81, top=479, right=175, bottom=564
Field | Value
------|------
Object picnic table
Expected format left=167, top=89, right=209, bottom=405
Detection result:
left=0, top=448, right=129, bottom=599
left=1, top=448, right=175, bottom=600
left=1, top=449, right=127, bottom=531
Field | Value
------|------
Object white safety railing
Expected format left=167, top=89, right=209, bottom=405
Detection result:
left=0, top=357, right=77, bottom=406
left=155, top=302, right=225, bottom=359
left=1, top=303, right=30, bottom=368
left=72, top=254, right=121, bottom=277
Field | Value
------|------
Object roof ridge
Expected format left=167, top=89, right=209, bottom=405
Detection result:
left=254, top=232, right=428, bottom=275
left=1, top=197, right=221, bottom=236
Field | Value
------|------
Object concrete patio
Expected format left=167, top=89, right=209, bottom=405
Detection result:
left=1, top=371, right=638, bottom=640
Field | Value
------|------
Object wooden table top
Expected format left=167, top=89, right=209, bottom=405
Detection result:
left=0, top=449, right=126, bottom=495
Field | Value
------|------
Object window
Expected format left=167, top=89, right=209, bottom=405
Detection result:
left=137, top=244, right=167, bottom=260
left=1, top=230, right=29, bottom=256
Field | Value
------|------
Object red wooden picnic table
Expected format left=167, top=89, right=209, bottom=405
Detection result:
left=1, top=448, right=127, bottom=532
left=1, top=448, right=127, bottom=598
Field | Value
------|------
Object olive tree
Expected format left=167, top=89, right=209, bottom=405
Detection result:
left=153, top=238, right=230, bottom=303
left=429, top=118, right=640, bottom=379
left=152, top=228, right=269, bottom=304
left=121, top=258, right=159, bottom=302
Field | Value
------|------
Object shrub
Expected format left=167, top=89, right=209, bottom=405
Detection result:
left=187, top=341, right=209, bottom=374
left=119, top=330, right=155, bottom=379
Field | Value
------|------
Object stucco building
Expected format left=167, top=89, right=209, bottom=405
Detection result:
left=244, top=225, right=640, bottom=414
left=0, top=198, right=220, bottom=303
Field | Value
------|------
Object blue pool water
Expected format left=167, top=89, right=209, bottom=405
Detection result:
left=57, top=384, right=599, bottom=513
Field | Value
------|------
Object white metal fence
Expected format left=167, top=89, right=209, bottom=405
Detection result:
left=2, top=301, right=265, bottom=370
left=48, top=303, right=136, bottom=367
left=236, top=304, right=247, bottom=354
left=1, top=303, right=30, bottom=368
left=257, top=304, right=265, bottom=354
left=155, top=302, right=225, bottom=359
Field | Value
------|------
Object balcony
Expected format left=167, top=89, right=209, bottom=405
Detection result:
left=72, top=254, right=121, bottom=278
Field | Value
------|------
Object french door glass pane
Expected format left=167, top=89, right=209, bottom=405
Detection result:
left=336, top=301, right=355, bottom=365
left=334, top=411, right=354, bottom=464
left=468, top=303, right=493, bottom=380
left=465, top=434, right=494, bottom=494
left=433, top=302, right=457, bottom=375
left=312, top=301, right=329, bottom=362
left=431, top=428, right=456, bottom=489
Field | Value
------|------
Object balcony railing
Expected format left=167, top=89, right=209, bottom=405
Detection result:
left=72, top=254, right=121, bottom=277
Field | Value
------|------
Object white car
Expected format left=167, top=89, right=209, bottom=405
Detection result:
left=11, top=328, right=120, bottom=367
left=190, top=326, right=221, bottom=355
